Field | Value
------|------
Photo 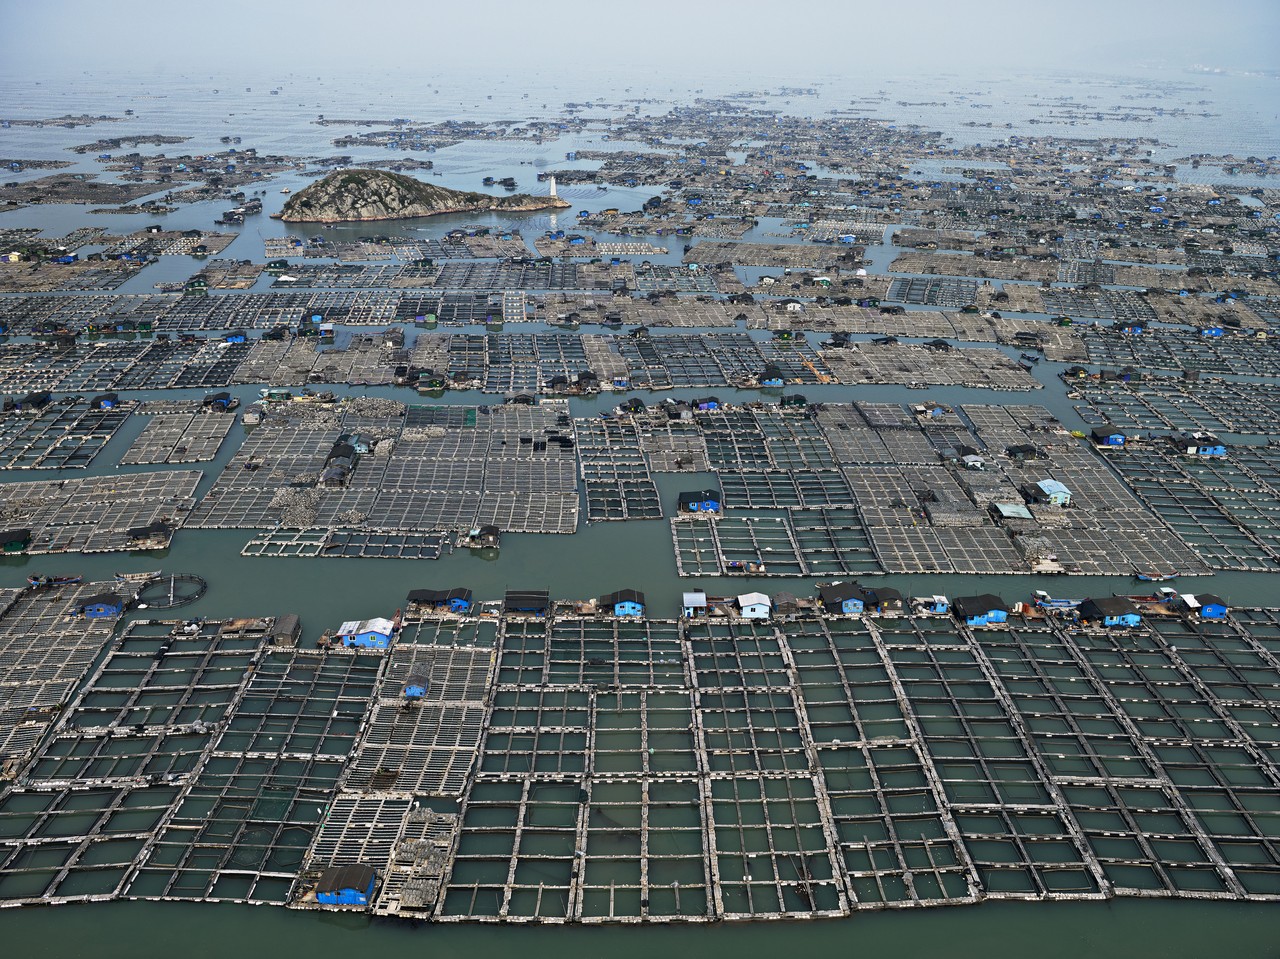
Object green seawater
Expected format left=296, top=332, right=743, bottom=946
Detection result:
left=1, top=898, right=1276, bottom=959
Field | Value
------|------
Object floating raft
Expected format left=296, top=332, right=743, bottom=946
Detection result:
left=4, top=596, right=1280, bottom=920
left=241, top=528, right=448, bottom=560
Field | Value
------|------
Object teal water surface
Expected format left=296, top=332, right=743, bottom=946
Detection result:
left=3, top=897, right=1275, bottom=959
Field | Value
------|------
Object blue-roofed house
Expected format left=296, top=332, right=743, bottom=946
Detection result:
left=82, top=593, right=124, bottom=619
left=1034, top=479, right=1072, bottom=507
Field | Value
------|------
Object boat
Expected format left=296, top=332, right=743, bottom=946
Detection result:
left=281, top=187, right=291, bottom=194
left=1135, top=570, right=1179, bottom=582
left=115, top=570, right=161, bottom=584
left=203, top=393, right=240, bottom=412
left=27, top=574, right=82, bottom=589
left=292, top=389, right=336, bottom=404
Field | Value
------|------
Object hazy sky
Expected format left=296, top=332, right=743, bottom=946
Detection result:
left=2, top=0, right=1277, bottom=79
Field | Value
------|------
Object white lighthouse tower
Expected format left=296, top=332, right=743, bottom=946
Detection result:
left=548, top=175, right=557, bottom=198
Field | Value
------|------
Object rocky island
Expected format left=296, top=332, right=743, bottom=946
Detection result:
left=274, top=169, right=570, bottom=222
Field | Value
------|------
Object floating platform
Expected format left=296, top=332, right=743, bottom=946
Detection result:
left=2, top=583, right=1280, bottom=918
left=241, top=528, right=448, bottom=560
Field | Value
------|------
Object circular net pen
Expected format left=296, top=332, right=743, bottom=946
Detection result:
left=135, top=573, right=208, bottom=609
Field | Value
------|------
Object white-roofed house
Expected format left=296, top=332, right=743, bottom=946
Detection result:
left=336, top=617, right=396, bottom=649
left=737, top=592, right=772, bottom=620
